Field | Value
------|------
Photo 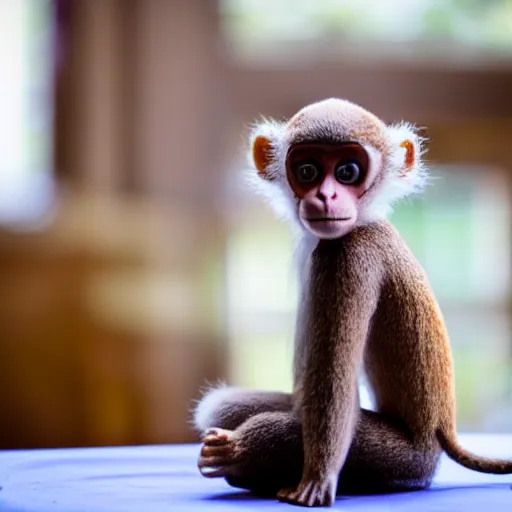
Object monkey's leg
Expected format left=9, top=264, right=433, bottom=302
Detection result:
left=339, top=409, right=442, bottom=494
left=198, top=408, right=441, bottom=496
left=194, top=386, right=297, bottom=494
left=193, top=385, right=293, bottom=433
left=198, top=411, right=303, bottom=495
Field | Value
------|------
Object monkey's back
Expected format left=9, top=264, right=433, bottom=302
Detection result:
left=359, top=221, right=456, bottom=439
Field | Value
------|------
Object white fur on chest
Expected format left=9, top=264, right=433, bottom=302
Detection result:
left=292, top=233, right=318, bottom=392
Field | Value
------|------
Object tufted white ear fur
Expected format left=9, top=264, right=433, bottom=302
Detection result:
left=360, top=122, right=429, bottom=222
left=244, top=119, right=302, bottom=231
left=247, top=118, right=288, bottom=179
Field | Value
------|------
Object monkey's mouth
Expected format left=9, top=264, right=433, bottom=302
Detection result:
left=307, top=217, right=352, bottom=222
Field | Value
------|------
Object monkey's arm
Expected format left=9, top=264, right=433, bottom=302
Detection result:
left=280, top=240, right=381, bottom=507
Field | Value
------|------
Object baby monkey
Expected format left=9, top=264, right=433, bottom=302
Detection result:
left=193, top=98, right=512, bottom=507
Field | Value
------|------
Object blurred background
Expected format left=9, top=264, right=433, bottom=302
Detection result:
left=1, top=0, right=512, bottom=449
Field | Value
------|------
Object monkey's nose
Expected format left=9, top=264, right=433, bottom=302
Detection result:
left=317, top=180, right=338, bottom=202
left=317, top=191, right=337, bottom=203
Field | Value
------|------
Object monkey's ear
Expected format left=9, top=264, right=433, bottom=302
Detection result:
left=386, top=122, right=426, bottom=180
left=253, top=136, right=273, bottom=176
left=248, top=119, right=286, bottom=181
left=399, top=139, right=415, bottom=177
left=372, top=121, right=429, bottom=210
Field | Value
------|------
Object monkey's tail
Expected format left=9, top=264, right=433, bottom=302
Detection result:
left=436, top=428, right=512, bottom=474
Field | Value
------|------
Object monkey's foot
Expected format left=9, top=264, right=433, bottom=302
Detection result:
left=277, top=476, right=337, bottom=508
left=198, top=427, right=239, bottom=478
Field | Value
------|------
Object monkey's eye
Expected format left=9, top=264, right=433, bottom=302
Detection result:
left=335, top=161, right=361, bottom=185
left=295, top=163, right=319, bottom=184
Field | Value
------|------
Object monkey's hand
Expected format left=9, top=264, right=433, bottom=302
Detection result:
left=277, top=474, right=337, bottom=507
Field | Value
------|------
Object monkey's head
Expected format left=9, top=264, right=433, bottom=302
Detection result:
left=248, top=98, right=427, bottom=239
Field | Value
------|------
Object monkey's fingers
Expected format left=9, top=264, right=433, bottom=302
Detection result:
left=198, top=465, right=228, bottom=478
left=198, top=454, right=235, bottom=478
left=198, top=427, right=239, bottom=480
left=198, top=453, right=235, bottom=468
left=202, top=427, right=232, bottom=445
left=277, top=479, right=336, bottom=507
left=276, top=488, right=294, bottom=501
left=200, top=443, right=231, bottom=458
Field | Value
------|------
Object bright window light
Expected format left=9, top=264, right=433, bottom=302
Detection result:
left=220, top=0, right=512, bottom=57
left=0, top=0, right=54, bottom=229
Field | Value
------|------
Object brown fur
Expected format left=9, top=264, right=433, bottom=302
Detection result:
left=286, top=101, right=389, bottom=154
left=195, top=100, right=512, bottom=508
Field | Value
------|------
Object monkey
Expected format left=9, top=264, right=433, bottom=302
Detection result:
left=192, top=98, right=512, bottom=507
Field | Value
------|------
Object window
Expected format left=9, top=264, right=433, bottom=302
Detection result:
left=0, top=0, right=54, bottom=228
left=220, top=0, right=512, bottom=62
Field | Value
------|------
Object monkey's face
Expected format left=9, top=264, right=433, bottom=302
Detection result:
left=286, top=143, right=370, bottom=239
left=249, top=99, right=426, bottom=237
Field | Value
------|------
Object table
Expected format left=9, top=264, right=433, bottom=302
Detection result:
left=1, top=435, right=511, bottom=511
